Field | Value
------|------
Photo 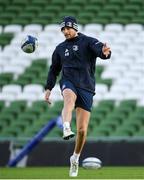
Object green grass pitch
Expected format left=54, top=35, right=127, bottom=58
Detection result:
left=0, top=167, right=144, bottom=179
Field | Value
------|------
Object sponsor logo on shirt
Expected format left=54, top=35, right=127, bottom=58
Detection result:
left=65, top=49, right=69, bottom=56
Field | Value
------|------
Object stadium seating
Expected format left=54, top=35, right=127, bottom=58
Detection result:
left=0, top=0, right=144, bottom=140
left=0, top=0, right=143, bottom=25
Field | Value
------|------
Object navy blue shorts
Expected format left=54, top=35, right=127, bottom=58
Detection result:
left=60, top=80, right=94, bottom=112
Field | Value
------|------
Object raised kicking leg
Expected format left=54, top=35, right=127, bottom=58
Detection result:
left=62, top=88, right=77, bottom=140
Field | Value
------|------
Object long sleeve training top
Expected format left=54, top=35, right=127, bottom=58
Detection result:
left=45, top=33, right=111, bottom=93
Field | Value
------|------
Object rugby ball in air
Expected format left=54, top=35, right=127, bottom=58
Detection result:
left=82, top=157, right=102, bottom=169
left=21, top=35, right=38, bottom=53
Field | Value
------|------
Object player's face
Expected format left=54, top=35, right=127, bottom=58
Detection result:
left=62, top=27, right=78, bottom=39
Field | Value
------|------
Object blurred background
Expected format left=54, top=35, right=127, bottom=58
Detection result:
left=0, top=0, right=144, bottom=167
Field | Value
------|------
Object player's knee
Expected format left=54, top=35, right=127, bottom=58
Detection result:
left=63, top=89, right=76, bottom=107
left=64, top=97, right=75, bottom=110
left=67, top=97, right=75, bottom=106
left=77, top=128, right=87, bottom=138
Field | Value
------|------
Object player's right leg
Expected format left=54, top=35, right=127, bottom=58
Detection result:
left=62, top=88, right=77, bottom=140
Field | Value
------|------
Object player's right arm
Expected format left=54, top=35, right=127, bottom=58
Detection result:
left=44, top=48, right=61, bottom=104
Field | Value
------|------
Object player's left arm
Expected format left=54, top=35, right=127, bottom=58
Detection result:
left=88, top=37, right=111, bottom=59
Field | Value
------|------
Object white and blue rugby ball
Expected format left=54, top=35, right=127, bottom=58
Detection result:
left=82, top=157, right=102, bottom=169
left=21, top=35, right=38, bottom=53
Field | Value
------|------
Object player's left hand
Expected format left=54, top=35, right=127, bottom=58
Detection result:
left=102, top=43, right=111, bottom=57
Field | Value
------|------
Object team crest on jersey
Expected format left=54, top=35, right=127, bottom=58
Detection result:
left=73, top=45, right=78, bottom=51
left=65, top=48, right=69, bottom=56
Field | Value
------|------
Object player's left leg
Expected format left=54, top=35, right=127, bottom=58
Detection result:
left=69, top=107, right=90, bottom=177
left=75, top=107, right=90, bottom=154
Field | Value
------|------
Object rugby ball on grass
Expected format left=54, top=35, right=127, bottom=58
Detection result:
left=82, top=157, right=102, bottom=169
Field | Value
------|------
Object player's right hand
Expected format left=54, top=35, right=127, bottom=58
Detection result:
left=45, top=89, right=51, bottom=104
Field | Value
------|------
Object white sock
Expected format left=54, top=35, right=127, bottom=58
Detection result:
left=63, top=122, right=70, bottom=130
left=73, top=152, right=80, bottom=162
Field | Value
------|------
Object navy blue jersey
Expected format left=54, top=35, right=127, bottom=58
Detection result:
left=45, top=33, right=111, bottom=93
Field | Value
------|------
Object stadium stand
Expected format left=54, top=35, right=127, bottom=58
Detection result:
left=0, top=0, right=144, bottom=140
